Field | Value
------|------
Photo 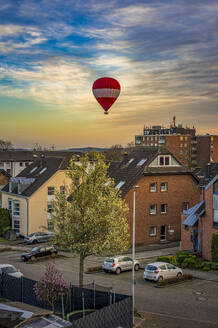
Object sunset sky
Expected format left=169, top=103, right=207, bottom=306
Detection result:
left=0, top=0, right=218, bottom=149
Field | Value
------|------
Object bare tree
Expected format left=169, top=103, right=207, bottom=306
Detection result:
left=0, top=139, right=13, bottom=150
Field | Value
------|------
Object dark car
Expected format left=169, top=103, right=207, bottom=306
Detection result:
left=21, top=245, right=58, bottom=261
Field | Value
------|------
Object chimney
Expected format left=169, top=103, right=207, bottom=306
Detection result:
left=206, top=163, right=211, bottom=178
left=123, top=152, right=128, bottom=163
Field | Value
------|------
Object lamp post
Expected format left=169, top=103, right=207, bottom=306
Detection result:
left=132, top=185, right=139, bottom=326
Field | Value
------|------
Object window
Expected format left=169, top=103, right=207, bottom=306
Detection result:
left=47, top=203, right=53, bottom=213
left=60, top=186, right=65, bottom=194
left=180, top=143, right=183, bottom=147
left=13, top=220, right=20, bottom=232
left=211, top=144, right=214, bottom=148
left=25, top=162, right=29, bottom=167
left=0, top=162, right=4, bottom=168
left=8, top=199, right=12, bottom=216
left=149, top=226, right=157, bottom=236
left=150, top=204, right=157, bottom=215
left=183, top=202, right=189, bottom=210
left=39, top=167, right=47, bottom=174
left=184, top=143, right=187, bottom=148
left=19, top=162, right=24, bottom=167
left=185, top=136, right=188, bottom=141
left=13, top=201, right=20, bottom=216
left=161, top=204, right=167, bottom=214
left=150, top=183, right=157, bottom=192
left=47, top=220, right=54, bottom=231
left=161, top=182, right=168, bottom=192
left=214, top=181, right=218, bottom=194
left=48, top=186, right=55, bottom=195
left=116, top=181, right=125, bottom=189
left=180, top=136, right=183, bottom=141
left=30, top=167, right=37, bottom=174
left=137, top=159, right=147, bottom=166
left=159, top=156, right=170, bottom=166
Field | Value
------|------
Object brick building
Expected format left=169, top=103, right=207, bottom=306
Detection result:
left=135, top=119, right=197, bottom=167
left=181, top=163, right=218, bottom=260
left=135, top=118, right=218, bottom=168
left=109, top=147, right=200, bottom=245
left=196, top=135, right=218, bottom=167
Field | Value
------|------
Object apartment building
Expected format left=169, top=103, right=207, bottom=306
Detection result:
left=109, top=147, right=200, bottom=245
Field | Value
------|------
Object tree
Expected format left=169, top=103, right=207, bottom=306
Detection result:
left=34, top=263, right=69, bottom=312
left=52, top=151, right=130, bottom=286
left=0, top=208, right=11, bottom=237
left=104, top=144, right=123, bottom=161
left=0, top=139, right=13, bottom=150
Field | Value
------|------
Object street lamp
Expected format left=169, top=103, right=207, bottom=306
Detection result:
left=132, top=185, right=139, bottom=326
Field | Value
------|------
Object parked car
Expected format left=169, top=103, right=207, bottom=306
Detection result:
left=21, top=245, right=58, bottom=261
left=24, top=231, right=54, bottom=244
left=102, top=255, right=140, bottom=274
left=143, top=262, right=183, bottom=282
left=0, top=264, right=23, bottom=278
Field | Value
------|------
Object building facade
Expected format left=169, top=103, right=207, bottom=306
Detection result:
left=181, top=163, right=218, bottom=260
left=109, top=147, right=200, bottom=245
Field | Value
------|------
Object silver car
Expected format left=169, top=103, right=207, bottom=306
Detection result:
left=0, top=264, right=23, bottom=278
left=102, top=255, right=140, bottom=274
left=24, top=231, right=54, bottom=244
left=143, top=262, right=183, bottom=282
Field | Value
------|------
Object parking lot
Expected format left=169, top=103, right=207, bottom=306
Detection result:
left=1, top=245, right=218, bottom=326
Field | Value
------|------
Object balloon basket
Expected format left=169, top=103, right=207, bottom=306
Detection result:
left=104, top=112, right=109, bottom=115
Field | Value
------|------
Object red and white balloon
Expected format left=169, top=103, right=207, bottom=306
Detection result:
left=92, top=77, right=121, bottom=114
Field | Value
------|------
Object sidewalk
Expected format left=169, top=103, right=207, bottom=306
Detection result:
left=183, top=268, right=218, bottom=282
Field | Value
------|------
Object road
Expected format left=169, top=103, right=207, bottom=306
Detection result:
left=1, top=246, right=218, bottom=326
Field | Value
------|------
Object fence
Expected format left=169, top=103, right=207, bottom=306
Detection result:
left=0, top=274, right=132, bottom=327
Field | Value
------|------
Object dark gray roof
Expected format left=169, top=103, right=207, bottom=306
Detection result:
left=108, top=146, right=197, bottom=196
left=108, top=147, right=159, bottom=196
left=2, top=156, right=71, bottom=197
left=0, top=169, right=10, bottom=178
left=194, top=163, right=218, bottom=187
left=0, top=150, right=81, bottom=162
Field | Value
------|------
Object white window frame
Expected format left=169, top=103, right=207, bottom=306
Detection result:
left=48, top=186, right=55, bottom=195
left=158, top=155, right=171, bottom=166
left=13, top=201, right=20, bottom=217
left=161, top=182, right=168, bottom=192
left=161, top=204, right=167, bottom=214
left=150, top=204, right=157, bottom=215
left=13, top=219, right=20, bottom=233
left=149, top=226, right=157, bottom=236
left=150, top=183, right=157, bottom=192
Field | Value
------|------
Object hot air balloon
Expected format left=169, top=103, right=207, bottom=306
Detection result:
left=92, top=77, right=121, bottom=114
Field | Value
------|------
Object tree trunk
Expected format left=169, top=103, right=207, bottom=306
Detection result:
left=79, top=254, right=85, bottom=287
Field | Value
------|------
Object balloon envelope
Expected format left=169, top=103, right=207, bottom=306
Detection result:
left=92, top=77, right=120, bottom=114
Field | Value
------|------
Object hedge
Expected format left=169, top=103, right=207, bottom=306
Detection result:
left=211, top=233, right=218, bottom=262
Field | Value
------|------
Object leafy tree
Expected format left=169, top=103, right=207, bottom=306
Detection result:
left=0, top=208, right=11, bottom=237
left=34, top=263, right=69, bottom=312
left=52, top=151, right=129, bottom=286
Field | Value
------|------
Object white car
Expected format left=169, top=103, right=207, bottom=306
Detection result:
left=102, top=255, right=140, bottom=274
left=0, top=264, right=23, bottom=278
left=143, top=262, right=183, bottom=282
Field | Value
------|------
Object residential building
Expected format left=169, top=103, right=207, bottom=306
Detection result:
left=0, top=150, right=79, bottom=177
left=181, top=163, right=218, bottom=260
left=196, top=135, right=218, bottom=167
left=109, top=147, right=200, bottom=245
left=1, top=156, right=73, bottom=236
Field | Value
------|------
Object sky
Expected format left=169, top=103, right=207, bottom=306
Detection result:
left=0, top=0, right=218, bottom=149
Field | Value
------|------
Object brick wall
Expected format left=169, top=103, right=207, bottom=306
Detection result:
left=202, top=185, right=218, bottom=260
left=124, top=174, right=200, bottom=245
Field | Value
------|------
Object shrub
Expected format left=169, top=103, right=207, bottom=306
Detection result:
left=0, top=209, right=11, bottom=237
left=211, top=262, right=218, bottom=270
left=181, top=257, right=196, bottom=269
left=211, top=233, right=218, bottom=262
left=176, top=251, right=196, bottom=266
left=202, top=265, right=211, bottom=271
left=156, top=255, right=177, bottom=265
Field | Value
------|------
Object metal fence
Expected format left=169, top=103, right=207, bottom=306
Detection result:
left=0, top=274, right=132, bottom=327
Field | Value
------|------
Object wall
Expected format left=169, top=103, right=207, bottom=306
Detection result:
left=1, top=193, right=28, bottom=235
left=202, top=185, right=218, bottom=260
left=124, top=174, right=200, bottom=245
left=28, top=170, right=71, bottom=234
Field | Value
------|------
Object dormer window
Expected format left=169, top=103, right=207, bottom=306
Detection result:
left=127, top=158, right=134, bottom=165
left=159, top=156, right=170, bottom=166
